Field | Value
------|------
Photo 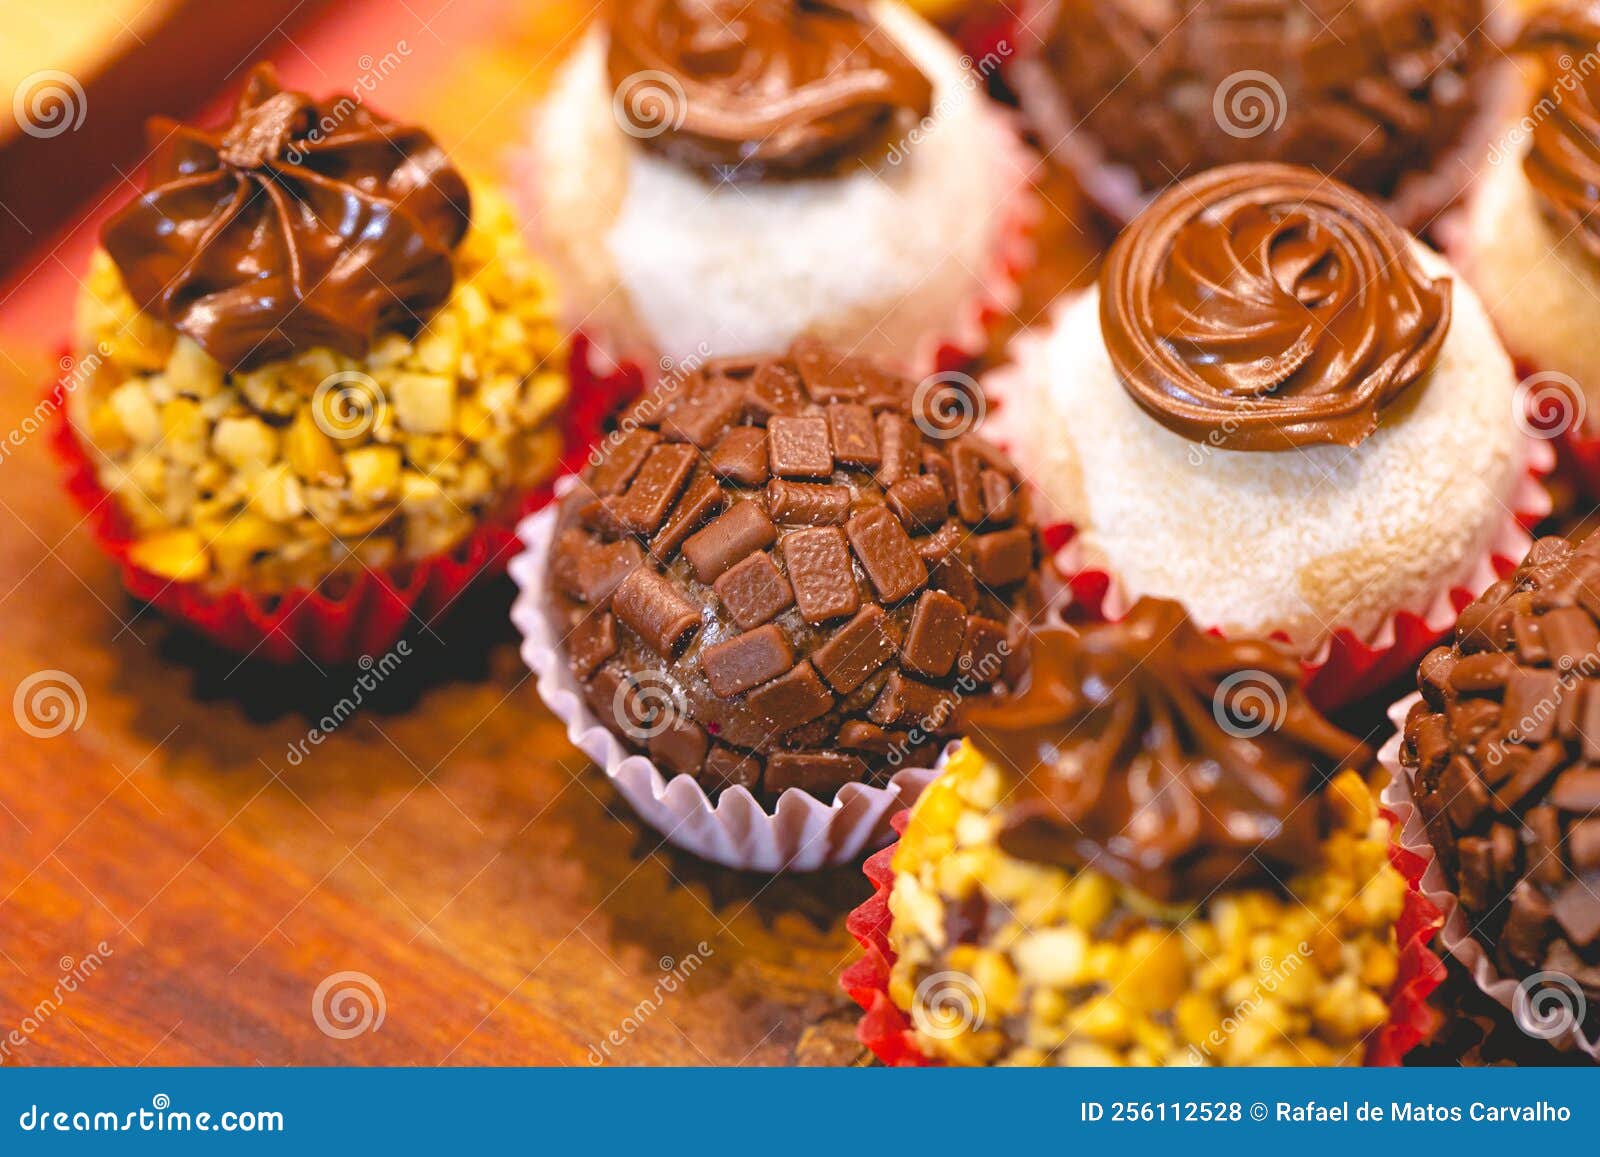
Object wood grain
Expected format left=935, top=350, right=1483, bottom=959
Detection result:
left=0, top=1, right=1105, bottom=1065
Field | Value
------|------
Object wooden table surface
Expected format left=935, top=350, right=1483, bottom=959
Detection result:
left=0, top=0, right=1108, bottom=1065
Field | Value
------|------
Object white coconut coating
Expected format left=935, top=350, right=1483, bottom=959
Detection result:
left=524, top=2, right=1016, bottom=368
left=1450, top=129, right=1600, bottom=412
left=993, top=246, right=1527, bottom=650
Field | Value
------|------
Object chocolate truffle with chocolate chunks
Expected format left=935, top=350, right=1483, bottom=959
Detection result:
left=1402, top=531, right=1600, bottom=1048
left=545, top=339, right=1044, bottom=803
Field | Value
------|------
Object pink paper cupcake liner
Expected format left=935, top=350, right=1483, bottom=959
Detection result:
left=513, top=104, right=1038, bottom=385
left=842, top=807, right=1436, bottom=1066
left=507, top=485, right=944, bottom=873
left=51, top=348, right=637, bottom=666
left=1378, top=694, right=1600, bottom=1061
left=981, top=304, right=1554, bottom=714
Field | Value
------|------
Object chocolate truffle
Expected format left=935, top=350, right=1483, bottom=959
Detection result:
left=876, top=602, right=1405, bottom=1066
left=1402, top=532, right=1600, bottom=1042
left=1023, top=0, right=1495, bottom=229
left=546, top=340, right=1043, bottom=802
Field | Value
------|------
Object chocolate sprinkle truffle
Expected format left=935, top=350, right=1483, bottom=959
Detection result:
left=1403, top=532, right=1600, bottom=1040
left=545, top=340, right=1043, bottom=802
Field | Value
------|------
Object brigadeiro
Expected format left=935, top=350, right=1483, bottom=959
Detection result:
left=60, top=64, right=580, bottom=663
left=1385, top=532, right=1600, bottom=1061
left=984, top=163, right=1550, bottom=709
left=1443, top=4, right=1600, bottom=495
left=843, top=601, right=1414, bottom=1066
left=1014, top=0, right=1513, bottom=233
left=511, top=340, right=1044, bottom=870
left=516, top=0, right=1033, bottom=378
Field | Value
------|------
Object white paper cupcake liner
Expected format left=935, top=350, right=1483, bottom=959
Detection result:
left=1378, top=694, right=1600, bottom=1060
left=980, top=291, right=1554, bottom=709
left=1012, top=9, right=1522, bottom=240
left=507, top=479, right=942, bottom=872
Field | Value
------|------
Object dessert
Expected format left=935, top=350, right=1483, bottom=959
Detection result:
left=520, top=0, right=1032, bottom=376
left=986, top=163, right=1548, bottom=709
left=1444, top=4, right=1600, bottom=494
left=536, top=340, right=1043, bottom=804
left=1016, top=0, right=1509, bottom=231
left=1392, top=532, right=1600, bottom=1059
left=845, top=602, right=1409, bottom=1066
left=60, top=64, right=576, bottom=662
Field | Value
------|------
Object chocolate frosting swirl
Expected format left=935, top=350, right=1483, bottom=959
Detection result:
left=961, top=599, right=1371, bottom=903
left=607, top=0, right=933, bottom=181
left=101, top=63, right=471, bottom=372
left=1100, top=164, right=1451, bottom=451
left=1518, top=6, right=1600, bottom=262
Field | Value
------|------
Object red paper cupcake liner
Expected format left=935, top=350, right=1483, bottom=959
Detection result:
left=843, top=809, right=1442, bottom=1067
left=50, top=346, right=638, bottom=666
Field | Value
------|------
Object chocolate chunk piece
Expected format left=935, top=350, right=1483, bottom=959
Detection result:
left=847, top=507, right=926, bottom=603
left=813, top=605, right=898, bottom=694
left=1568, top=817, right=1600, bottom=872
left=554, top=530, right=644, bottom=606
left=837, top=720, right=907, bottom=756
left=886, top=474, right=949, bottom=531
left=959, top=616, right=1010, bottom=682
left=767, top=480, right=851, bottom=526
left=710, top=426, right=769, bottom=487
left=650, top=472, right=725, bottom=563
left=587, top=429, right=661, bottom=496
left=782, top=527, right=860, bottom=624
left=745, top=361, right=806, bottom=422
left=1551, top=769, right=1600, bottom=813
left=868, top=672, right=957, bottom=730
left=568, top=611, right=619, bottom=680
left=682, top=501, right=777, bottom=583
left=766, top=750, right=869, bottom=795
left=700, top=745, right=762, bottom=793
left=649, top=717, right=709, bottom=777
left=980, top=469, right=1019, bottom=526
left=660, top=380, right=743, bottom=447
left=701, top=624, right=797, bottom=698
left=902, top=590, right=968, bottom=679
left=712, top=551, right=794, bottom=629
left=610, top=443, right=697, bottom=534
left=1553, top=881, right=1600, bottom=945
left=950, top=441, right=988, bottom=524
left=747, top=661, right=834, bottom=728
left=875, top=413, right=921, bottom=487
left=970, top=527, right=1034, bottom=588
left=612, top=568, right=702, bottom=657
left=828, top=403, right=881, bottom=467
left=792, top=339, right=868, bottom=402
left=767, top=415, right=833, bottom=478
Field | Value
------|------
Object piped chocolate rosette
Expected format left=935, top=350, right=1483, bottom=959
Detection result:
left=1018, top=0, right=1502, bottom=230
left=852, top=600, right=1409, bottom=1066
left=62, top=64, right=578, bottom=661
left=534, top=340, right=1042, bottom=806
left=1388, top=533, right=1600, bottom=1059
left=985, top=162, right=1548, bottom=712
